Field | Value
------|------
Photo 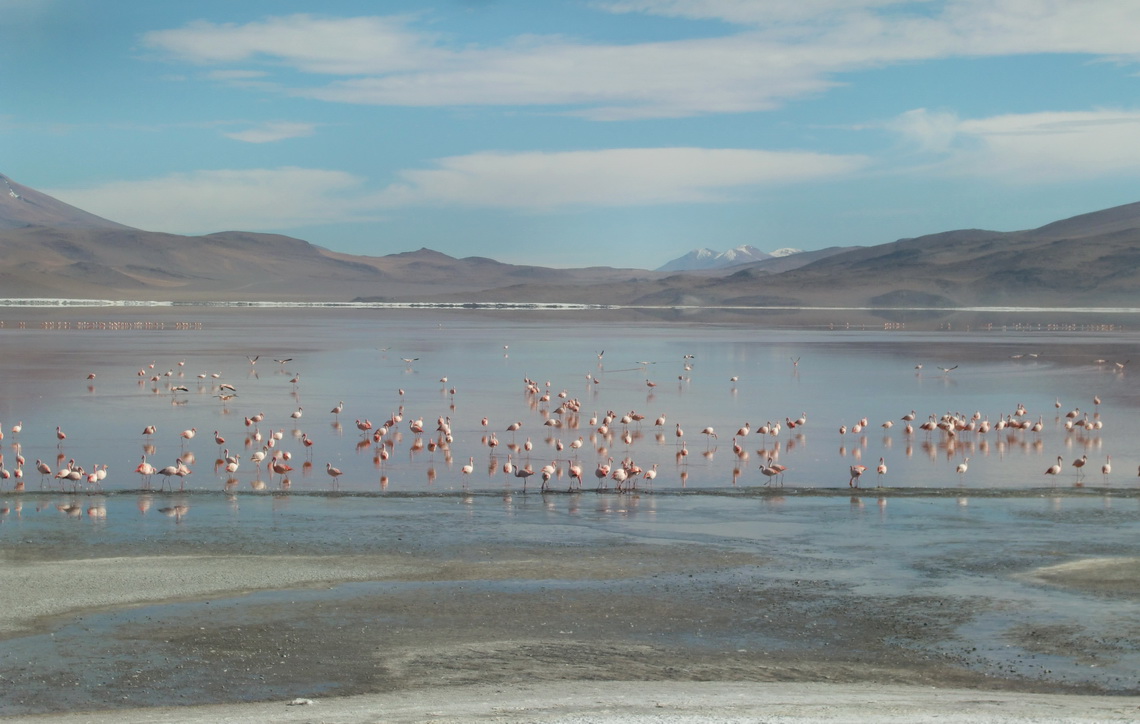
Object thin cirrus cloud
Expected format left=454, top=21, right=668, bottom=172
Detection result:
left=141, top=4, right=1140, bottom=120
left=222, top=121, right=318, bottom=143
left=890, top=108, right=1140, bottom=182
left=44, top=168, right=379, bottom=234
left=372, top=148, right=870, bottom=209
left=43, top=148, right=868, bottom=233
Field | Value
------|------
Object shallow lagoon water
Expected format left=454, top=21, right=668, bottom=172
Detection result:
left=1, top=306, right=1138, bottom=494
left=0, top=306, right=1139, bottom=714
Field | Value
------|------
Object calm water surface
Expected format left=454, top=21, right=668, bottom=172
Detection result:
left=0, top=306, right=1139, bottom=704
left=1, top=306, right=1138, bottom=494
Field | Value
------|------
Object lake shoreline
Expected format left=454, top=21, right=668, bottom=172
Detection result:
left=2, top=542, right=1138, bottom=718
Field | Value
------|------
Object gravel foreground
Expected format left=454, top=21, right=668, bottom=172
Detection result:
left=2, top=549, right=1139, bottom=722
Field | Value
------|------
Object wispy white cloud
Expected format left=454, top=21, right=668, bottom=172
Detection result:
left=41, top=147, right=866, bottom=233
left=205, top=69, right=270, bottom=81
left=890, top=107, right=1140, bottom=182
left=144, top=15, right=438, bottom=74
left=596, top=0, right=917, bottom=26
left=44, top=168, right=379, bottom=234
left=141, top=4, right=1140, bottom=120
left=373, top=148, right=869, bottom=208
left=222, top=121, right=317, bottom=143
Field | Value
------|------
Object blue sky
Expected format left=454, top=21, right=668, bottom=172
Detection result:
left=4, top=0, right=1140, bottom=269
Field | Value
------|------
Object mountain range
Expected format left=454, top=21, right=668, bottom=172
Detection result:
left=3, top=171, right=1140, bottom=308
left=656, top=245, right=810, bottom=272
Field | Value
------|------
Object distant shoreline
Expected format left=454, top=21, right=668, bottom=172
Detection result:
left=4, top=298, right=1140, bottom=313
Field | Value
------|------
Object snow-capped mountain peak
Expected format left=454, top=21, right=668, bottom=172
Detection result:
left=657, top=245, right=791, bottom=272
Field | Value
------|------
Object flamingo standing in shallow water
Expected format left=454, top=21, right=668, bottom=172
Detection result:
left=1045, top=455, right=1063, bottom=480
left=180, top=428, right=197, bottom=448
left=1072, top=454, right=1088, bottom=481
left=849, top=465, right=867, bottom=488
left=135, top=456, right=156, bottom=487
left=269, top=455, right=293, bottom=480
left=512, top=462, right=535, bottom=489
left=956, top=457, right=970, bottom=479
left=760, top=459, right=781, bottom=486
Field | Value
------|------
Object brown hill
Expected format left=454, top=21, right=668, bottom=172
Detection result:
left=2, top=171, right=1139, bottom=307
left=0, top=174, right=131, bottom=231
left=424, top=202, right=1140, bottom=308
left=0, top=174, right=658, bottom=301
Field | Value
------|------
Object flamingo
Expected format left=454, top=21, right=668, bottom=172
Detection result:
left=512, top=462, right=535, bottom=488
left=180, top=428, right=197, bottom=447
left=594, top=458, right=612, bottom=488
left=157, top=461, right=182, bottom=488
left=1072, top=454, right=1088, bottom=480
left=611, top=465, right=629, bottom=491
left=849, top=465, right=867, bottom=488
left=269, top=455, right=293, bottom=479
left=325, top=462, right=343, bottom=487
left=1102, top=456, right=1112, bottom=480
left=1044, top=455, right=1063, bottom=479
left=643, top=463, right=659, bottom=485
left=876, top=457, right=887, bottom=485
left=540, top=461, right=558, bottom=490
left=759, top=459, right=781, bottom=486
left=568, top=461, right=584, bottom=489
left=956, top=457, right=970, bottom=478
left=330, top=401, right=344, bottom=418
left=135, top=456, right=156, bottom=487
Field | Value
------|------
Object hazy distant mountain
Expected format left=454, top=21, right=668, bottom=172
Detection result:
left=444, top=202, right=1140, bottom=308
left=0, top=173, right=658, bottom=302
left=4, top=171, right=1140, bottom=308
left=657, top=245, right=774, bottom=271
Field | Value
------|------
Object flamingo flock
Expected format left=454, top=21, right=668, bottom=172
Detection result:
left=0, top=341, right=1129, bottom=513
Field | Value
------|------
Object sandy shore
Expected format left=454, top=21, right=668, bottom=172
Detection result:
left=4, top=681, right=1140, bottom=723
left=2, top=550, right=1139, bottom=722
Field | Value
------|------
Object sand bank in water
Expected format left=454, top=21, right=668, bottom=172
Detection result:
left=0, top=553, right=422, bottom=635
left=1022, top=557, right=1140, bottom=597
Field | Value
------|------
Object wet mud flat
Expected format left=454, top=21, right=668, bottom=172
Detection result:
left=1, top=490, right=1139, bottom=718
